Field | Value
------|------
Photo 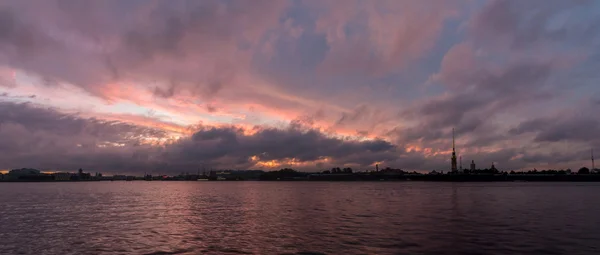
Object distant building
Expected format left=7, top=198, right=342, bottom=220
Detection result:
left=490, top=163, right=498, bottom=173
left=74, top=168, right=91, bottom=180
left=7, top=168, right=41, bottom=180
left=113, top=175, right=127, bottom=180
left=9, top=168, right=41, bottom=176
left=209, top=170, right=264, bottom=180
left=6, top=168, right=51, bottom=181
left=53, top=172, right=72, bottom=181
left=470, top=160, right=476, bottom=171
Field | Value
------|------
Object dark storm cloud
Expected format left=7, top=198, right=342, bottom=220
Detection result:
left=168, top=126, right=400, bottom=170
left=170, top=126, right=398, bottom=165
left=0, top=101, right=399, bottom=173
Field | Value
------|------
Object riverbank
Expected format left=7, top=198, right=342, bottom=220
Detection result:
left=3, top=173, right=600, bottom=182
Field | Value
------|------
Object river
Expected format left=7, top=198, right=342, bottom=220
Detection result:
left=1, top=182, right=599, bottom=254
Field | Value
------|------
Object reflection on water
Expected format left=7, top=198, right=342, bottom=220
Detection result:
left=1, top=182, right=599, bottom=254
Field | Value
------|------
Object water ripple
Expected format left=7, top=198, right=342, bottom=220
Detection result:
left=1, top=182, right=600, bottom=254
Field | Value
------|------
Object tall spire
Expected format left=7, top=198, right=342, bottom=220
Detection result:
left=452, top=128, right=455, bottom=152
left=451, top=128, right=458, bottom=172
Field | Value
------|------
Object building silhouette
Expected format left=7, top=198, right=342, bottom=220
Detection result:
left=53, top=172, right=71, bottom=181
left=470, top=160, right=476, bottom=171
left=490, top=163, right=497, bottom=173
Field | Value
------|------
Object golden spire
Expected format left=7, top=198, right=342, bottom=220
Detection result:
left=451, top=128, right=458, bottom=172
left=452, top=128, right=455, bottom=152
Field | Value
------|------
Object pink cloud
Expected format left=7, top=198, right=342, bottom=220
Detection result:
left=314, top=0, right=463, bottom=76
left=1, top=0, right=600, bottom=172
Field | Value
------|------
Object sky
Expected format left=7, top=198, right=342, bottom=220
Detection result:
left=1, top=0, right=600, bottom=174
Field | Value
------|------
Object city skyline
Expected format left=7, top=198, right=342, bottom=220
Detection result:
left=1, top=0, right=600, bottom=174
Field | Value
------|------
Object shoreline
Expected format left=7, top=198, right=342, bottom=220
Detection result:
left=3, top=174, right=600, bottom=183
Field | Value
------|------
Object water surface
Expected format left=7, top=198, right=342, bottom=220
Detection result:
left=1, top=182, right=599, bottom=254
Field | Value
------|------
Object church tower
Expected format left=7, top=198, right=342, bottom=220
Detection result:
left=451, top=128, right=458, bottom=172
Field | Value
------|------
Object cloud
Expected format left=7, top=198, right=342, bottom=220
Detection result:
left=1, top=0, right=600, bottom=173
left=0, top=101, right=399, bottom=173
left=0, top=67, right=16, bottom=88
left=0, top=0, right=289, bottom=100
left=509, top=98, right=600, bottom=144
left=314, top=0, right=463, bottom=76
left=167, top=125, right=399, bottom=168
left=396, top=0, right=600, bottom=161
left=469, top=0, right=598, bottom=50
left=0, top=101, right=167, bottom=141
left=0, top=101, right=170, bottom=171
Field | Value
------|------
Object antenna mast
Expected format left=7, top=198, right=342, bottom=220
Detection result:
left=593, top=149, right=595, bottom=171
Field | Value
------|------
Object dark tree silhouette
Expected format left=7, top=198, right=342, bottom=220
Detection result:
left=578, top=167, right=590, bottom=174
